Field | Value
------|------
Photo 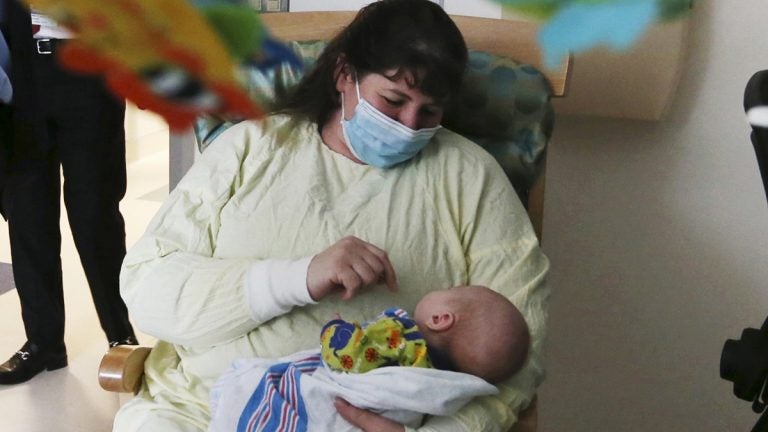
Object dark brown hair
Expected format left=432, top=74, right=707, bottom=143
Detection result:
left=272, top=0, right=468, bottom=126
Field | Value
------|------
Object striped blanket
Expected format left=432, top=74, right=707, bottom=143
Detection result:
left=236, top=354, right=321, bottom=432
left=208, top=350, right=498, bottom=432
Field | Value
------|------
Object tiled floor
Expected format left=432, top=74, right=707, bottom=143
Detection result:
left=0, top=126, right=169, bottom=432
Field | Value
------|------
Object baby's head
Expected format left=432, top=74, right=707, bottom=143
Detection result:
left=413, top=285, right=529, bottom=384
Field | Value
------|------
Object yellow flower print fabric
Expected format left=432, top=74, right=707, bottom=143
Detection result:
left=320, top=308, right=433, bottom=374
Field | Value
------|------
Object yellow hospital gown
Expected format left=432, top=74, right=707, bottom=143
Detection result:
left=115, top=114, right=549, bottom=432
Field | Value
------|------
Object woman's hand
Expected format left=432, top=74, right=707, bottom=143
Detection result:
left=334, top=398, right=406, bottom=432
left=307, top=236, right=398, bottom=301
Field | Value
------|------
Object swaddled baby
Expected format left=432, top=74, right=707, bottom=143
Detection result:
left=209, top=285, right=530, bottom=432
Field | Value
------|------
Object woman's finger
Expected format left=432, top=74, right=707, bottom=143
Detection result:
left=351, top=257, right=382, bottom=286
left=337, top=268, right=363, bottom=300
left=361, top=243, right=398, bottom=292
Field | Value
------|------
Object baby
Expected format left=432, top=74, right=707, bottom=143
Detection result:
left=321, top=284, right=530, bottom=384
left=208, top=285, right=529, bottom=432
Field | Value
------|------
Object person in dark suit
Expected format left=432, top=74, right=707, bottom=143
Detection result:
left=0, top=0, right=138, bottom=385
left=0, top=1, right=10, bottom=192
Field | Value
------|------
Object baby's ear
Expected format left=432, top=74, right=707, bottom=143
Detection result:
left=425, top=312, right=455, bottom=332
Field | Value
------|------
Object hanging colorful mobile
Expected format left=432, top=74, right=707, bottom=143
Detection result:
left=22, top=0, right=301, bottom=130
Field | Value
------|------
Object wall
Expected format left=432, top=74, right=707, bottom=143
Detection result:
left=289, top=0, right=502, bottom=17
left=124, top=103, right=168, bottom=163
left=539, top=1, right=768, bottom=430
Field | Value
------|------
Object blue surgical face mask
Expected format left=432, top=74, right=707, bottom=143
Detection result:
left=340, top=78, right=441, bottom=169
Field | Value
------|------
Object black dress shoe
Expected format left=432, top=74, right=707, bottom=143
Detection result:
left=0, top=342, right=68, bottom=385
left=108, top=335, right=139, bottom=348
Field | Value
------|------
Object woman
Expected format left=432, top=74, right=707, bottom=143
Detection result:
left=115, top=1, right=549, bottom=431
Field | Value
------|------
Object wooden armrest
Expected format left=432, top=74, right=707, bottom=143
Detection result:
left=98, top=345, right=152, bottom=394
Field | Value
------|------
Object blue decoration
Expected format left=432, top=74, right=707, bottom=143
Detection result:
left=246, top=35, right=304, bottom=70
left=538, top=0, right=657, bottom=69
left=493, top=0, right=692, bottom=69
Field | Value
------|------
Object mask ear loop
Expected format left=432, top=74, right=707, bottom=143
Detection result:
left=338, top=92, right=364, bottom=161
left=354, top=73, right=361, bottom=101
left=340, top=70, right=362, bottom=121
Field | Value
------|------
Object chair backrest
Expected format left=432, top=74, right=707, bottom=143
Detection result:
left=193, top=13, right=571, bottom=240
left=258, top=12, right=569, bottom=97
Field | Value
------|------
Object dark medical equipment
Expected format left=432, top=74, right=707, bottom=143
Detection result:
left=721, top=70, right=768, bottom=432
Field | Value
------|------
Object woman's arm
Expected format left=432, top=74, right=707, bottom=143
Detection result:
left=430, top=246, right=549, bottom=432
left=420, top=143, right=550, bottom=431
left=120, top=121, right=318, bottom=348
left=336, top=146, right=550, bottom=432
left=121, top=119, right=401, bottom=349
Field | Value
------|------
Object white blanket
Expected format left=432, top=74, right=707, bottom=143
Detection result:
left=208, top=349, right=498, bottom=432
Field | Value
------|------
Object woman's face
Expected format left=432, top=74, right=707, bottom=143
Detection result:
left=339, top=68, right=445, bottom=130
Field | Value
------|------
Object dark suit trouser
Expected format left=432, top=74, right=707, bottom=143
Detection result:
left=4, top=41, right=134, bottom=350
left=0, top=104, right=10, bottom=190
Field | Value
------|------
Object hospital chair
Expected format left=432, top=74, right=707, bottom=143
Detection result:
left=98, top=11, right=572, bottom=432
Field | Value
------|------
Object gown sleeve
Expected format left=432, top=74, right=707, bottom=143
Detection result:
left=120, top=120, right=314, bottom=348
left=416, top=139, right=550, bottom=432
